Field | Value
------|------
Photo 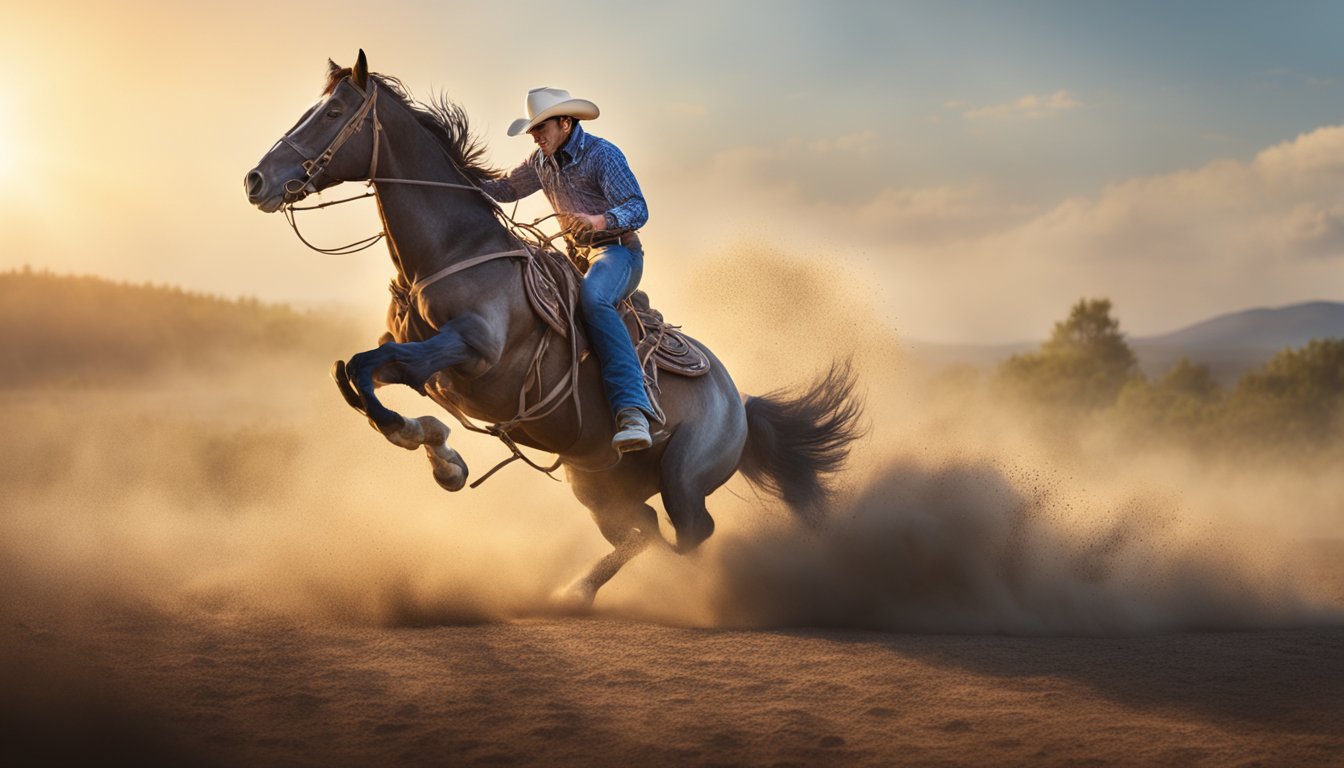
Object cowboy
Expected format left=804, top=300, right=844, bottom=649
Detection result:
left=479, top=87, right=655, bottom=453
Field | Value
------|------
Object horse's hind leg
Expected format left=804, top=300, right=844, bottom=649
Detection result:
left=660, top=425, right=743, bottom=553
left=555, top=497, right=663, bottom=609
left=661, top=481, right=714, bottom=554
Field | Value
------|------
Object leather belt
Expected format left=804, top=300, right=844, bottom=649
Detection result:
left=569, top=231, right=641, bottom=251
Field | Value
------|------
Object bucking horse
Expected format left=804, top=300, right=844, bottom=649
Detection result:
left=243, top=51, right=863, bottom=606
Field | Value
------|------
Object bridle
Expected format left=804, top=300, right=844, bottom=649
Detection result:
left=271, top=75, right=581, bottom=265
left=273, top=77, right=514, bottom=257
left=280, top=80, right=384, bottom=201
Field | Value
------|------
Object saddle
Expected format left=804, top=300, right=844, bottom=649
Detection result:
left=523, top=245, right=710, bottom=423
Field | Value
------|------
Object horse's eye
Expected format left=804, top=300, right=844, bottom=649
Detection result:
left=325, top=109, right=343, bottom=119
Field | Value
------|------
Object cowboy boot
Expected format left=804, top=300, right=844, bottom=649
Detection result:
left=612, top=408, right=652, bottom=452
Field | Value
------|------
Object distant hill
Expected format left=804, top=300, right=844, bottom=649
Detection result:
left=909, top=301, right=1344, bottom=384
left=0, top=269, right=363, bottom=387
left=1136, top=301, right=1344, bottom=350
left=1130, top=302, right=1344, bottom=382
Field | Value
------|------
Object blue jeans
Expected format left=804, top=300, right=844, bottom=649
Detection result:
left=579, top=244, right=653, bottom=419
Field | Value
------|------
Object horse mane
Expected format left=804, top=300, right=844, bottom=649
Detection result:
left=324, top=67, right=502, bottom=183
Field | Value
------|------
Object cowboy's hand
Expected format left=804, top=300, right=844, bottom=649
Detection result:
left=568, top=213, right=606, bottom=232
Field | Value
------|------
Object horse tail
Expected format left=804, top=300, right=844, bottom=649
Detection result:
left=738, top=360, right=865, bottom=525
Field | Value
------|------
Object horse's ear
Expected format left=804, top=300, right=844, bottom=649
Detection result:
left=353, top=49, right=369, bottom=92
left=327, top=58, right=341, bottom=79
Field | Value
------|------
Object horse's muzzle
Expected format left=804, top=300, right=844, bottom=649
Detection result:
left=244, top=167, right=293, bottom=213
left=244, top=168, right=266, bottom=203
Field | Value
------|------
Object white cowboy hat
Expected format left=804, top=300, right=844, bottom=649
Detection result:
left=507, top=87, right=600, bottom=136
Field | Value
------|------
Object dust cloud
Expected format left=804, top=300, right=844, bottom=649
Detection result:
left=600, top=246, right=1343, bottom=633
left=0, top=361, right=600, bottom=632
left=1, top=248, right=1340, bottom=639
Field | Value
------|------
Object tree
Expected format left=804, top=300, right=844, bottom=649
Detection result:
left=1113, top=358, right=1221, bottom=440
left=1218, top=339, right=1344, bottom=450
left=1000, top=298, right=1139, bottom=410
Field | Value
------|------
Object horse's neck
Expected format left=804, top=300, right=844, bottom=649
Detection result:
left=371, top=101, right=514, bottom=288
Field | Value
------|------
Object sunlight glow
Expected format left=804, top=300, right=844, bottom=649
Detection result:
left=0, top=104, right=17, bottom=183
left=0, top=91, right=28, bottom=189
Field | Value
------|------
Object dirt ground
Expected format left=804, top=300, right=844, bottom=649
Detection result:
left=3, top=358, right=1342, bottom=767
left=4, top=605, right=1343, bottom=767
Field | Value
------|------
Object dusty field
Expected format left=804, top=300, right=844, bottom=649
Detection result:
left=5, top=607, right=1344, bottom=766
left=3, top=338, right=1342, bottom=766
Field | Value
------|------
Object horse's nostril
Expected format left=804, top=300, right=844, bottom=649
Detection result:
left=244, top=169, right=266, bottom=201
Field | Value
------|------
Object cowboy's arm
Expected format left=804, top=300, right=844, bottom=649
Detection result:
left=478, top=156, right=542, bottom=202
left=594, top=144, right=648, bottom=231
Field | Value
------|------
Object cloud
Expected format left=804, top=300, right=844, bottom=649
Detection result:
left=690, top=137, right=1031, bottom=245
left=808, top=131, right=877, bottom=155
left=662, top=122, right=1344, bottom=341
left=1003, top=124, right=1344, bottom=264
left=850, top=182, right=1035, bottom=243
left=962, top=90, right=1083, bottom=120
left=694, top=123, right=1344, bottom=261
left=906, top=123, right=1344, bottom=337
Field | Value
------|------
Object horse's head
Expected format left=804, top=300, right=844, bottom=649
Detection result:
left=245, top=50, right=379, bottom=213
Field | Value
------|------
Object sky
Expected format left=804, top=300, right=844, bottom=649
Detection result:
left=2, top=0, right=1342, bottom=343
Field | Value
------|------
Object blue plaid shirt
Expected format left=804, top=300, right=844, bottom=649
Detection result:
left=481, top=124, right=648, bottom=246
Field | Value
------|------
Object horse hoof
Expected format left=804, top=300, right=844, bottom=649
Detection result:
left=674, top=512, right=715, bottom=554
left=432, top=462, right=467, bottom=492
left=549, top=581, right=596, bottom=614
left=331, top=360, right=364, bottom=411
left=428, top=444, right=468, bottom=491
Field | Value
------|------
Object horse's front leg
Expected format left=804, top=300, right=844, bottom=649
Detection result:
left=331, top=321, right=480, bottom=491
